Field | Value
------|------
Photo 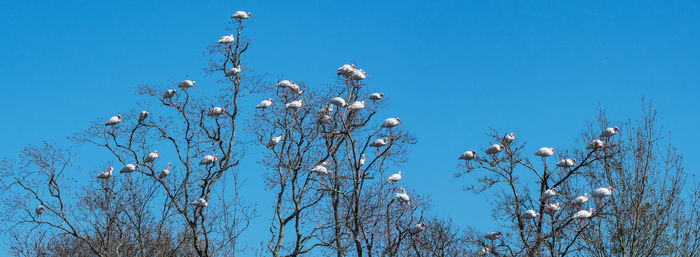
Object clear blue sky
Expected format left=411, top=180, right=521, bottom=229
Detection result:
left=2, top=0, right=699, bottom=252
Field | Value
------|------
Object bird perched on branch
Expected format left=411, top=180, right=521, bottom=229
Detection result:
left=105, top=114, right=122, bottom=126
left=231, top=11, right=253, bottom=20
left=218, top=35, right=235, bottom=44
left=200, top=154, right=218, bottom=166
left=178, top=80, right=195, bottom=90
left=256, top=98, right=273, bottom=109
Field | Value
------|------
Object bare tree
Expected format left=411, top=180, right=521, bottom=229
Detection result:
left=1, top=18, right=255, bottom=257
left=253, top=65, right=434, bottom=257
left=457, top=101, right=699, bottom=256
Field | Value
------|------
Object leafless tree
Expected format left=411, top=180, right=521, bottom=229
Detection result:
left=457, top=100, right=699, bottom=256
left=252, top=65, right=434, bottom=257
left=1, top=19, right=255, bottom=257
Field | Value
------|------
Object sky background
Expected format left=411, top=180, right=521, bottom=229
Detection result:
left=1, top=0, right=699, bottom=253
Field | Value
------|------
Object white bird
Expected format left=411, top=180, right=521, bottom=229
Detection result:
left=350, top=68, right=367, bottom=80
left=96, top=166, right=114, bottom=179
left=521, top=209, right=540, bottom=220
left=329, top=97, right=347, bottom=107
left=348, top=101, right=366, bottom=110
left=556, top=158, right=577, bottom=168
left=359, top=154, right=366, bottom=166
left=319, top=104, right=334, bottom=114
left=178, top=80, right=196, bottom=90
left=231, top=11, right=253, bottom=20
left=208, top=107, right=226, bottom=117
left=163, top=89, right=176, bottom=99
left=319, top=113, right=332, bottom=123
left=459, top=150, right=477, bottom=161
left=311, top=165, right=332, bottom=176
left=159, top=162, right=171, bottom=179
left=35, top=205, right=45, bottom=215
left=191, top=198, right=208, bottom=207
left=268, top=135, right=282, bottom=147
left=503, top=133, right=516, bottom=144
left=256, top=98, right=273, bottom=109
left=120, top=164, right=139, bottom=174
left=395, top=187, right=410, bottom=209
left=544, top=203, right=561, bottom=214
left=139, top=111, right=149, bottom=122
left=369, top=138, right=389, bottom=147
left=337, top=64, right=355, bottom=76
left=105, top=114, right=122, bottom=126
left=485, top=231, right=502, bottom=240
left=535, top=147, right=555, bottom=157
left=601, top=126, right=619, bottom=138
left=387, top=171, right=402, bottom=183
left=285, top=100, right=303, bottom=110
left=288, top=82, right=303, bottom=94
left=409, top=223, right=426, bottom=234
left=369, top=92, right=384, bottom=101
left=573, top=208, right=595, bottom=219
left=226, top=65, right=242, bottom=76
left=477, top=247, right=492, bottom=256
left=276, top=80, right=292, bottom=89
left=572, top=193, right=589, bottom=206
left=541, top=188, right=557, bottom=201
left=486, top=144, right=504, bottom=155
left=586, top=139, right=606, bottom=150
left=144, top=151, right=160, bottom=163
left=593, top=187, right=613, bottom=198
left=381, top=117, right=402, bottom=128
left=218, top=35, right=235, bottom=44
left=200, top=154, right=218, bottom=165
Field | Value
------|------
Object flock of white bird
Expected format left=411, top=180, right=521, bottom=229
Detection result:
left=474, top=127, right=619, bottom=255
left=33, top=11, right=626, bottom=253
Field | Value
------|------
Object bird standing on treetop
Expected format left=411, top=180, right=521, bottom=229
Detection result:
left=105, top=114, right=122, bottom=126
left=218, top=35, right=235, bottom=44
left=178, top=80, right=196, bottom=90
